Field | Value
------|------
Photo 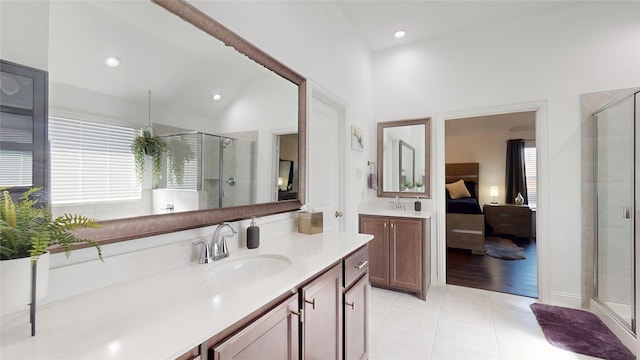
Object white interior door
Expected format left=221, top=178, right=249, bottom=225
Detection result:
left=308, top=86, right=345, bottom=232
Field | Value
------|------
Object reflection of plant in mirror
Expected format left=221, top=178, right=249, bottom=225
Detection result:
left=402, top=182, right=415, bottom=189
left=166, top=137, right=195, bottom=185
left=131, top=130, right=166, bottom=187
left=415, top=182, right=423, bottom=188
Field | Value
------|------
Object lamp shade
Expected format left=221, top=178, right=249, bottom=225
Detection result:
left=489, top=186, right=499, bottom=197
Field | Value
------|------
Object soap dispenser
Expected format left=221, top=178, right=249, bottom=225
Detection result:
left=414, top=197, right=422, bottom=212
left=247, top=217, right=260, bottom=249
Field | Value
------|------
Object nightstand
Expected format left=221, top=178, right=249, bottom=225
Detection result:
left=483, top=204, right=532, bottom=240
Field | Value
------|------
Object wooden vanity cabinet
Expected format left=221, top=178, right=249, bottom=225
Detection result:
left=342, top=245, right=369, bottom=360
left=176, top=346, right=201, bottom=360
left=301, top=263, right=343, bottom=360
left=359, top=215, right=426, bottom=300
left=206, top=245, right=371, bottom=360
left=211, top=294, right=299, bottom=359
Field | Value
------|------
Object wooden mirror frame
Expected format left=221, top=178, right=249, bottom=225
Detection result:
left=67, top=0, right=306, bottom=248
left=377, top=117, right=431, bottom=199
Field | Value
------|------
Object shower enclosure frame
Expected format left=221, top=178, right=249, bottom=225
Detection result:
left=592, top=91, right=638, bottom=335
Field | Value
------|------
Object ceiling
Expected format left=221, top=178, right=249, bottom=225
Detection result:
left=334, top=1, right=572, bottom=52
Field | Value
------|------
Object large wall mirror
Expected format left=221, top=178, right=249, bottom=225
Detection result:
left=41, top=0, right=306, bottom=243
left=377, top=118, right=431, bottom=198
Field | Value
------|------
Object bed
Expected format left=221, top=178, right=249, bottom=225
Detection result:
left=446, top=163, right=485, bottom=254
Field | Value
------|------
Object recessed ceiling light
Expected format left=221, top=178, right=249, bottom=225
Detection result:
left=394, top=30, right=406, bottom=39
left=212, top=93, right=222, bottom=101
left=105, top=57, right=121, bottom=67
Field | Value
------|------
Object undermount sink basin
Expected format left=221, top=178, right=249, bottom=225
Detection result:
left=203, top=254, right=291, bottom=288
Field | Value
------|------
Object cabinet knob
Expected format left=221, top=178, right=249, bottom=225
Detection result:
left=305, top=298, right=317, bottom=310
left=335, top=210, right=344, bottom=218
left=345, top=301, right=355, bottom=310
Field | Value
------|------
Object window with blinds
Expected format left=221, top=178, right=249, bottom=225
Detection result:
left=49, top=116, right=141, bottom=204
left=524, top=141, right=537, bottom=208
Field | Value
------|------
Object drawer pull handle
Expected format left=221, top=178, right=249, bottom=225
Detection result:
left=355, top=260, right=368, bottom=270
left=291, top=309, right=304, bottom=322
left=305, top=298, right=317, bottom=310
left=346, top=301, right=355, bottom=310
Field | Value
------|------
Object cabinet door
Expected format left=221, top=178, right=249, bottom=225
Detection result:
left=212, top=294, right=299, bottom=360
left=359, top=216, right=389, bottom=286
left=389, top=218, right=423, bottom=292
left=344, top=275, right=369, bottom=360
left=301, top=263, right=342, bottom=360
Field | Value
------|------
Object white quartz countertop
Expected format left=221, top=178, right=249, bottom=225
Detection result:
left=0, top=232, right=372, bottom=359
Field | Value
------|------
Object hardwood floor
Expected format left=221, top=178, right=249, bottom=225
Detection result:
left=446, top=236, right=538, bottom=298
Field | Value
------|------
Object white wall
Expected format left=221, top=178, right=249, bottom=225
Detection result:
left=373, top=1, right=640, bottom=303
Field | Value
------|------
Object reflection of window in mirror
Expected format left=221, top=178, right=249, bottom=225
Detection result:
left=275, top=133, right=298, bottom=201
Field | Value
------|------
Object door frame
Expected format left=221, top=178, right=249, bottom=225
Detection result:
left=307, top=80, right=347, bottom=232
left=435, top=100, right=549, bottom=303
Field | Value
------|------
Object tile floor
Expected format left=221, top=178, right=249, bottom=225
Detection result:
left=369, top=285, right=599, bottom=359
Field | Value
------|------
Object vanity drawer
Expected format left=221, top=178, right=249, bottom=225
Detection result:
left=344, top=245, right=369, bottom=287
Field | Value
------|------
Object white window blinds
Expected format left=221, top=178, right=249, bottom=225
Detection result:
left=49, top=116, right=141, bottom=204
left=524, top=142, right=537, bottom=208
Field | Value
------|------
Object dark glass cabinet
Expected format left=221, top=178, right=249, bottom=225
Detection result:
left=0, top=60, right=48, bottom=203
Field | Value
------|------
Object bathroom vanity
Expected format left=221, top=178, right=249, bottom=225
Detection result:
left=358, top=207, right=431, bottom=300
left=0, top=232, right=371, bottom=359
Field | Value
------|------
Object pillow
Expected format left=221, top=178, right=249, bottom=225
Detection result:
left=445, top=179, right=471, bottom=199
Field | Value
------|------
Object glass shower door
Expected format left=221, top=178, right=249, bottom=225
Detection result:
left=220, top=138, right=254, bottom=207
left=595, top=93, right=636, bottom=331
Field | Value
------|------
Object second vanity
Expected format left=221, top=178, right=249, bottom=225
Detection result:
left=358, top=206, right=432, bottom=300
left=0, top=232, right=372, bottom=359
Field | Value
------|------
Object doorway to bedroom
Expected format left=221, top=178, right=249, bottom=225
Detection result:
left=444, top=111, right=538, bottom=298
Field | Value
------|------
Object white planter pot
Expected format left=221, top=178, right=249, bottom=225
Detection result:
left=1, top=252, right=50, bottom=313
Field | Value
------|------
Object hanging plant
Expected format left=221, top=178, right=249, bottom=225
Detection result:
left=166, top=136, right=195, bottom=185
left=130, top=90, right=166, bottom=187
left=131, top=129, right=166, bottom=187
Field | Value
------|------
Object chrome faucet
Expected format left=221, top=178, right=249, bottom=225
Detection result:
left=394, top=196, right=406, bottom=211
left=211, top=222, right=237, bottom=260
left=192, top=239, right=213, bottom=264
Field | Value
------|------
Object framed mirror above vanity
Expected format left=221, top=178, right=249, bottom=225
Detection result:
left=377, top=118, right=431, bottom=198
left=36, top=0, right=307, bottom=244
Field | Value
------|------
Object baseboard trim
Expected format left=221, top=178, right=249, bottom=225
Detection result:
left=548, top=291, right=582, bottom=308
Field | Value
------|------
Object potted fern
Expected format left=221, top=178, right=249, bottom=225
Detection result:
left=0, top=188, right=102, bottom=334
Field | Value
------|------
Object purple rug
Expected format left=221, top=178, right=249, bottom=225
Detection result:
left=530, top=303, right=635, bottom=360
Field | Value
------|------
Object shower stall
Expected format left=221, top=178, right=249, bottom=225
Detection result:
left=152, top=132, right=254, bottom=213
left=593, top=90, right=639, bottom=334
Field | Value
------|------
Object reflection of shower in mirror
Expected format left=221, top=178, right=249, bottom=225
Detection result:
left=152, top=132, right=255, bottom=211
